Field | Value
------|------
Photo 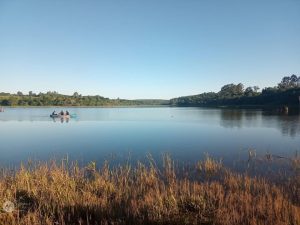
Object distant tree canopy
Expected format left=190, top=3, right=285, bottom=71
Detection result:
left=1, top=74, right=300, bottom=107
left=278, top=74, right=300, bottom=89
left=170, top=74, right=300, bottom=107
left=0, top=92, right=169, bottom=107
left=219, top=83, right=244, bottom=98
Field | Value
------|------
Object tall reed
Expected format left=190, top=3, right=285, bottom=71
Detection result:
left=0, top=155, right=299, bottom=225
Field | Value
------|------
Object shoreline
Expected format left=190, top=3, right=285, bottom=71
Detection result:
left=0, top=155, right=299, bottom=225
left=1, top=104, right=300, bottom=110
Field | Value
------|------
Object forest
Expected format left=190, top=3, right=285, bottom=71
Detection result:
left=1, top=75, right=300, bottom=107
left=0, top=91, right=168, bottom=106
left=170, top=74, right=300, bottom=107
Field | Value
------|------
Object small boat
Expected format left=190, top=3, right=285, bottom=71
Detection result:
left=50, top=114, right=70, bottom=119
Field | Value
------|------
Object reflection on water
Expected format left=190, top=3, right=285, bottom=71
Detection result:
left=52, top=117, right=70, bottom=123
left=220, top=109, right=244, bottom=128
left=219, top=108, right=300, bottom=137
left=0, top=107, right=299, bottom=167
left=262, top=109, right=300, bottom=138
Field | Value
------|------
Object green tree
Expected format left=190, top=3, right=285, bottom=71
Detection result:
left=278, top=74, right=299, bottom=89
left=244, top=87, right=254, bottom=97
left=219, top=83, right=244, bottom=98
left=73, top=92, right=79, bottom=98
left=1, top=99, right=12, bottom=106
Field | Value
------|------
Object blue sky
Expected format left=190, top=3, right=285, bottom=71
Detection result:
left=0, top=0, right=299, bottom=99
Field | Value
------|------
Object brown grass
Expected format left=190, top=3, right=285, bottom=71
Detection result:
left=0, top=155, right=299, bottom=225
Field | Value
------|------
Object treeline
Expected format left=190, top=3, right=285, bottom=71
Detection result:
left=0, top=91, right=168, bottom=106
left=170, top=74, right=300, bottom=107
left=2, top=74, right=300, bottom=107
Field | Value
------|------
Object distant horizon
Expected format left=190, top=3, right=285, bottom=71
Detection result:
left=1, top=0, right=299, bottom=99
left=1, top=74, right=298, bottom=101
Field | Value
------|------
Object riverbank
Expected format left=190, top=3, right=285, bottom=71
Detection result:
left=0, top=155, right=299, bottom=225
left=2, top=104, right=300, bottom=112
left=0, top=105, right=170, bottom=109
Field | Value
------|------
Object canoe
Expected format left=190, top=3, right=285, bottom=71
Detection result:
left=50, top=114, right=70, bottom=119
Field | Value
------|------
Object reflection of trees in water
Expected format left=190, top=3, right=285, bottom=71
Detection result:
left=280, top=121, right=300, bottom=137
left=262, top=108, right=300, bottom=137
left=220, top=108, right=300, bottom=137
left=277, top=116, right=300, bottom=137
left=219, top=109, right=260, bottom=128
left=220, top=109, right=243, bottom=128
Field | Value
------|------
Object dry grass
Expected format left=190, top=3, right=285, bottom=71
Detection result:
left=0, top=155, right=299, bottom=225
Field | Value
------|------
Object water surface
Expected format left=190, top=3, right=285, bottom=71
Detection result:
left=0, top=107, right=299, bottom=167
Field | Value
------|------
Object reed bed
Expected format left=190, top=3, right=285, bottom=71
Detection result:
left=0, top=155, right=299, bottom=225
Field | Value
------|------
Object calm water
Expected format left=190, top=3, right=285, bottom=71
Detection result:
left=0, top=107, right=299, bottom=167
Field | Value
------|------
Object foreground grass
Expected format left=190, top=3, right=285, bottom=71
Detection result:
left=0, top=155, right=299, bottom=225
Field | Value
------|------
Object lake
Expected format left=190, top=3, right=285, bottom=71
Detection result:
left=0, top=107, right=300, bottom=168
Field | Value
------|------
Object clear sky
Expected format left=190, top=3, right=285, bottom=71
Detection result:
left=0, top=0, right=299, bottom=99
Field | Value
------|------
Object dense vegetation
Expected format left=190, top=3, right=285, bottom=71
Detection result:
left=170, top=74, right=300, bottom=107
left=1, top=74, right=300, bottom=107
left=0, top=91, right=168, bottom=107
left=0, top=154, right=299, bottom=225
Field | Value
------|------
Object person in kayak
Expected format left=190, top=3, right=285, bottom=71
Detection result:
left=66, top=110, right=69, bottom=116
left=60, top=110, right=64, bottom=116
left=52, top=110, right=57, bottom=116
